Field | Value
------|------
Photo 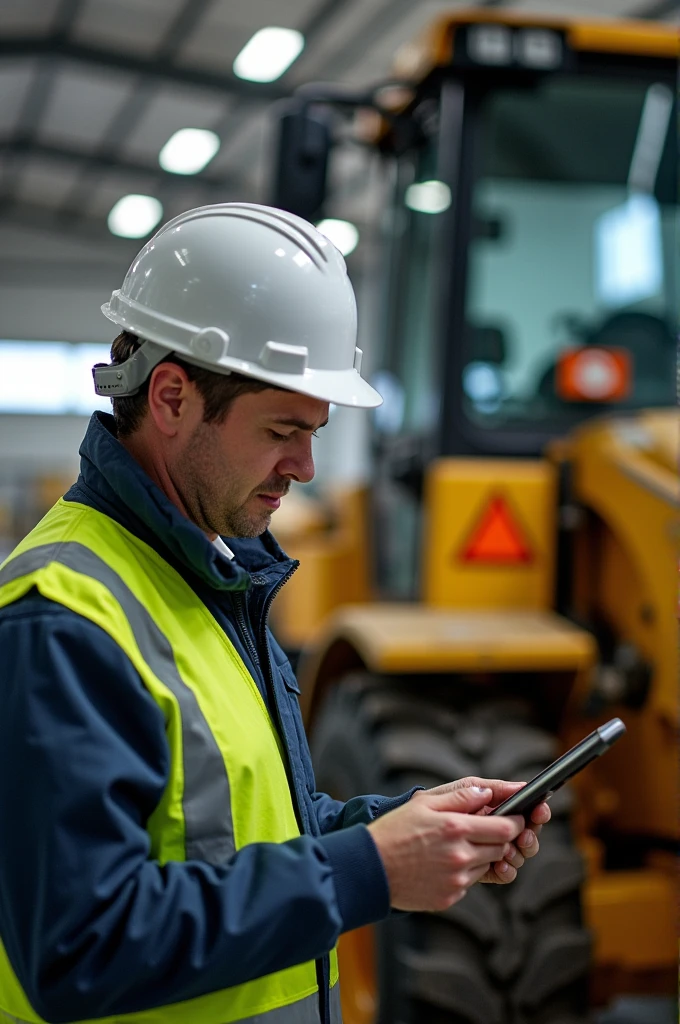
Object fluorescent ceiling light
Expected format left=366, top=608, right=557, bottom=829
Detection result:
left=316, top=219, right=359, bottom=257
left=405, top=180, right=451, bottom=214
left=108, top=195, right=163, bottom=239
left=233, top=27, right=304, bottom=83
left=159, top=128, right=220, bottom=175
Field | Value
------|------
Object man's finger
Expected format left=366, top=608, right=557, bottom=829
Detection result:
left=429, top=785, right=495, bottom=814
left=493, top=860, right=518, bottom=883
left=452, top=811, right=524, bottom=844
left=431, top=780, right=554, bottom=824
left=517, top=829, right=540, bottom=858
left=530, top=802, right=551, bottom=824
left=459, top=842, right=509, bottom=868
left=503, top=844, right=525, bottom=870
left=461, top=861, right=496, bottom=888
left=452, top=777, right=527, bottom=807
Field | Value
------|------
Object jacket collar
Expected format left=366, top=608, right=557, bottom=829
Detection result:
left=76, top=412, right=294, bottom=591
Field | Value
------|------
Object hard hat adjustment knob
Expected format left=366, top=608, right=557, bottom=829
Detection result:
left=190, top=327, right=230, bottom=362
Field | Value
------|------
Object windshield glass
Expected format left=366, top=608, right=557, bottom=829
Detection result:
left=463, top=74, right=677, bottom=431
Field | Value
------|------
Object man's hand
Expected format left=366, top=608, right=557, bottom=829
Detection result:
left=424, top=777, right=551, bottom=885
left=367, top=785, right=523, bottom=912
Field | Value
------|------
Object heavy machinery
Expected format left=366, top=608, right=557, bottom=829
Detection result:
left=270, top=12, right=678, bottom=1024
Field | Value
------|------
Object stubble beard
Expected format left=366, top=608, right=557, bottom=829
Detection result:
left=175, top=421, right=287, bottom=539
left=221, top=501, right=272, bottom=538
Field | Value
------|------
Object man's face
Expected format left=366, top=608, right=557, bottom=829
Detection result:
left=173, top=388, right=329, bottom=538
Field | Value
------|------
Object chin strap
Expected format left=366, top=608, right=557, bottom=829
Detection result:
left=92, top=341, right=170, bottom=397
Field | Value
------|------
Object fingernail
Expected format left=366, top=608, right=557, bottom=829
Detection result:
left=473, top=786, right=491, bottom=794
left=498, top=861, right=510, bottom=873
left=524, top=831, right=535, bottom=846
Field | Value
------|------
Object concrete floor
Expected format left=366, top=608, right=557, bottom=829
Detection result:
left=595, top=997, right=677, bottom=1024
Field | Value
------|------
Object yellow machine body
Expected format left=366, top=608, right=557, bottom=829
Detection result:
left=395, top=7, right=680, bottom=88
left=294, top=414, right=679, bottom=995
left=423, top=459, right=557, bottom=609
left=271, top=486, right=372, bottom=651
left=558, top=411, right=678, bottom=843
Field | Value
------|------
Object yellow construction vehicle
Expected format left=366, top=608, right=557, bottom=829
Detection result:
left=271, top=11, right=678, bottom=1024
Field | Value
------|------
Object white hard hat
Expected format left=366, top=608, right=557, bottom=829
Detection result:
left=95, top=202, right=382, bottom=409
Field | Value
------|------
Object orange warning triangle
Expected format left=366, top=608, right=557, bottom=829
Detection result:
left=460, top=496, right=533, bottom=564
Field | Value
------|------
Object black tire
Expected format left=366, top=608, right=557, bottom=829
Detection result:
left=311, top=674, right=592, bottom=1024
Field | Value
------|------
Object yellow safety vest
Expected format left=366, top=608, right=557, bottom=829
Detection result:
left=0, top=499, right=340, bottom=1024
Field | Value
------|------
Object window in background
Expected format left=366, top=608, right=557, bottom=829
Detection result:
left=465, top=75, right=677, bottom=428
left=0, top=342, right=111, bottom=415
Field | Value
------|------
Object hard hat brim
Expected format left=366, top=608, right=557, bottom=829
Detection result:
left=102, top=241, right=383, bottom=409
left=195, top=357, right=384, bottom=408
left=235, top=364, right=383, bottom=408
left=102, top=295, right=383, bottom=407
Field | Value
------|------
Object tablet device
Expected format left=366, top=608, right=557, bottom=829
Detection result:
left=489, top=718, right=626, bottom=817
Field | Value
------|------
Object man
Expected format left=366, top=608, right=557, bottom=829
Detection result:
left=0, top=204, right=548, bottom=1024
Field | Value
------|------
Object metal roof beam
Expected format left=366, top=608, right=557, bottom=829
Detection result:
left=0, top=256, right=132, bottom=287
left=0, top=37, right=287, bottom=101
left=0, top=198, right=139, bottom=247
left=0, top=137, right=245, bottom=195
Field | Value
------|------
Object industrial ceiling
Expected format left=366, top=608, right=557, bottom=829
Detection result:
left=0, top=0, right=673, bottom=343
left=0, top=0, right=676, bottom=238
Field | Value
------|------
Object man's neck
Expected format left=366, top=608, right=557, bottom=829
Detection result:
left=120, top=431, right=218, bottom=542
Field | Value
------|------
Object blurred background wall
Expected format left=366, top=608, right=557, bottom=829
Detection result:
left=0, top=0, right=676, bottom=561
left=0, top=1, right=675, bottom=531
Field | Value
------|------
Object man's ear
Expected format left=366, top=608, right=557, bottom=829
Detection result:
left=147, top=362, right=200, bottom=437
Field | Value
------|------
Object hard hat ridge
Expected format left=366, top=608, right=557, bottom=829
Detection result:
left=96, top=202, right=381, bottom=408
left=153, top=203, right=336, bottom=270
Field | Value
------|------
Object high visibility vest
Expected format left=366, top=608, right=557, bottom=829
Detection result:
left=0, top=499, right=340, bottom=1024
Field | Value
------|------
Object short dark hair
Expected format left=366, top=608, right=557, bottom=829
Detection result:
left=109, top=331, right=277, bottom=437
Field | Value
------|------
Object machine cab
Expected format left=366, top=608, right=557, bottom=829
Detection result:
left=368, top=14, right=678, bottom=597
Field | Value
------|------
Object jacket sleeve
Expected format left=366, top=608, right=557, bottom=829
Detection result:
left=0, top=595, right=389, bottom=1024
left=310, top=789, right=422, bottom=834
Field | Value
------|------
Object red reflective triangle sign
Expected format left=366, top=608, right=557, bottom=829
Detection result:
left=460, top=496, right=533, bottom=564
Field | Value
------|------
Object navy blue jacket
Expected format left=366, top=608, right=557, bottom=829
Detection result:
left=0, top=412, right=412, bottom=1024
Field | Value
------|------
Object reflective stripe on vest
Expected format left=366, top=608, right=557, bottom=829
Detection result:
left=0, top=983, right=342, bottom=1024
left=0, top=499, right=340, bottom=1024
left=0, top=542, right=234, bottom=865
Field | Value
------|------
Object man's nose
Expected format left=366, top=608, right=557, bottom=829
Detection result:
left=276, top=438, right=315, bottom=484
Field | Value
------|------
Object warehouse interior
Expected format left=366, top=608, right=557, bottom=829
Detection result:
left=0, top=1, right=677, bottom=1023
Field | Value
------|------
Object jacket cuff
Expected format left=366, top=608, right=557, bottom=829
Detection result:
left=372, top=786, right=424, bottom=818
left=319, top=824, right=390, bottom=932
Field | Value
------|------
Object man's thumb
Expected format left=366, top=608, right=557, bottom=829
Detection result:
left=432, top=785, right=493, bottom=812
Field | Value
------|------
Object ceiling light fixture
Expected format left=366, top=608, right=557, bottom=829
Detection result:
left=316, top=219, right=359, bottom=257
left=233, top=27, right=304, bottom=83
left=405, top=180, right=451, bottom=214
left=108, top=195, right=163, bottom=238
left=159, top=128, right=221, bottom=175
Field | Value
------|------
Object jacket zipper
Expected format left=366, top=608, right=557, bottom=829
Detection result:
left=259, top=562, right=298, bottom=649
left=234, top=591, right=260, bottom=668
left=257, top=561, right=301, bottom=808
left=255, top=562, right=330, bottom=1024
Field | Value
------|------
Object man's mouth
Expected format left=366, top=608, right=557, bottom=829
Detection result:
left=257, top=494, right=282, bottom=510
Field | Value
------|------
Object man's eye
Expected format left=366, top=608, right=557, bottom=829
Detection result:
left=269, top=429, right=289, bottom=441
